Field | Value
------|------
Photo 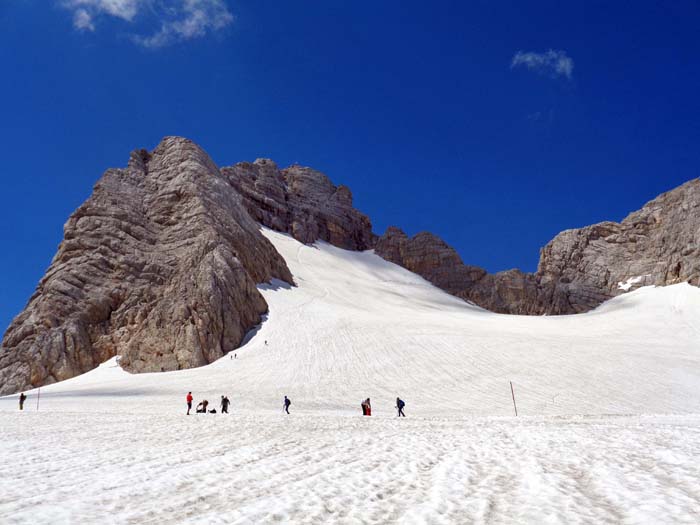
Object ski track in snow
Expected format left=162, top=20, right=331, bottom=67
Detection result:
left=2, top=228, right=700, bottom=523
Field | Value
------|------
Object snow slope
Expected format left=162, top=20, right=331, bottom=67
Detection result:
left=3, top=227, right=699, bottom=417
left=2, top=228, right=700, bottom=524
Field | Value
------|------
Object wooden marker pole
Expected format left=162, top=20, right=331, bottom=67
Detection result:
left=510, top=381, right=518, bottom=416
left=36, top=387, right=41, bottom=412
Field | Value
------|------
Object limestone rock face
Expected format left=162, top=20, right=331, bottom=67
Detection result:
left=462, top=270, right=542, bottom=315
left=376, top=179, right=700, bottom=314
left=375, top=227, right=487, bottom=295
left=222, top=160, right=375, bottom=250
left=537, top=178, right=700, bottom=313
left=375, top=227, right=540, bottom=314
left=0, top=137, right=292, bottom=395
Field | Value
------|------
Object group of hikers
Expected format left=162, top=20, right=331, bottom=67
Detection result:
left=186, top=392, right=233, bottom=414
left=186, top=392, right=293, bottom=415
left=188, top=395, right=231, bottom=414
left=360, top=398, right=405, bottom=417
left=16, top=390, right=406, bottom=417
left=186, top=392, right=406, bottom=417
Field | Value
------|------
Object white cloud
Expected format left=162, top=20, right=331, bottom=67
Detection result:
left=133, top=0, right=234, bottom=48
left=59, top=0, right=233, bottom=47
left=511, top=49, right=574, bottom=79
left=62, top=0, right=142, bottom=23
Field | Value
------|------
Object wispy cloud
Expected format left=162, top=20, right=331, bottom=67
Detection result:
left=62, top=0, right=141, bottom=29
left=511, top=49, right=574, bottom=79
left=59, top=0, right=233, bottom=47
left=133, top=0, right=233, bottom=48
left=72, top=8, right=96, bottom=31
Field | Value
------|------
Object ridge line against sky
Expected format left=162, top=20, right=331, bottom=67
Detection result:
left=1, top=1, right=699, bottom=334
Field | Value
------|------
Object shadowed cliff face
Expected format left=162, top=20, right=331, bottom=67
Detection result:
left=0, top=137, right=292, bottom=395
left=375, top=179, right=700, bottom=314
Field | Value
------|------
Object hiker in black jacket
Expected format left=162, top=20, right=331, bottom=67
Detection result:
left=396, top=397, right=406, bottom=417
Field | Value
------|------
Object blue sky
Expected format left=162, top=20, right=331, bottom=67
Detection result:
left=1, top=1, right=700, bottom=331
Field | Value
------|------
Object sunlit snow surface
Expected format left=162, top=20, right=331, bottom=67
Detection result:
left=2, top=228, right=700, bottom=523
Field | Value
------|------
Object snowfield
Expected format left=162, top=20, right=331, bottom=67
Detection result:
left=2, top=228, right=700, bottom=524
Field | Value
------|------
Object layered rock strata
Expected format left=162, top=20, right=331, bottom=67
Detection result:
left=222, top=160, right=375, bottom=251
left=0, top=137, right=292, bottom=395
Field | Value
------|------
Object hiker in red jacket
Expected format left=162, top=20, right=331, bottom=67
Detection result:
left=361, top=398, right=371, bottom=416
left=186, top=392, right=193, bottom=415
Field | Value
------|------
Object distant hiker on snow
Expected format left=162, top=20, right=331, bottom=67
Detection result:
left=284, top=396, right=291, bottom=414
left=19, top=392, right=27, bottom=411
left=186, top=392, right=193, bottom=415
left=361, top=398, right=371, bottom=416
left=196, top=400, right=209, bottom=414
left=396, top=397, right=406, bottom=417
left=221, top=396, right=230, bottom=414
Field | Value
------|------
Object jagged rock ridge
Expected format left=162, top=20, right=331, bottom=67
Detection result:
left=375, top=178, right=700, bottom=314
left=222, top=159, right=375, bottom=251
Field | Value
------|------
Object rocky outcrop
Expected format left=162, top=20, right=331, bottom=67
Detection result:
left=536, top=178, right=700, bottom=313
left=222, top=160, right=375, bottom=251
left=376, top=178, right=700, bottom=314
left=0, top=137, right=292, bottom=395
left=375, top=227, right=488, bottom=295
left=375, top=227, right=542, bottom=314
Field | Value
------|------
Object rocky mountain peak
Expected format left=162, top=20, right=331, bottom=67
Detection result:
left=0, top=137, right=292, bottom=395
left=2, top=137, right=698, bottom=395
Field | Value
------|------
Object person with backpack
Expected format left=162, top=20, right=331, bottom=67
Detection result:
left=284, top=396, right=291, bottom=414
left=396, top=397, right=406, bottom=417
left=19, top=392, right=27, bottom=411
left=196, top=400, right=208, bottom=413
left=186, top=392, right=193, bottom=415
left=221, top=395, right=230, bottom=414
